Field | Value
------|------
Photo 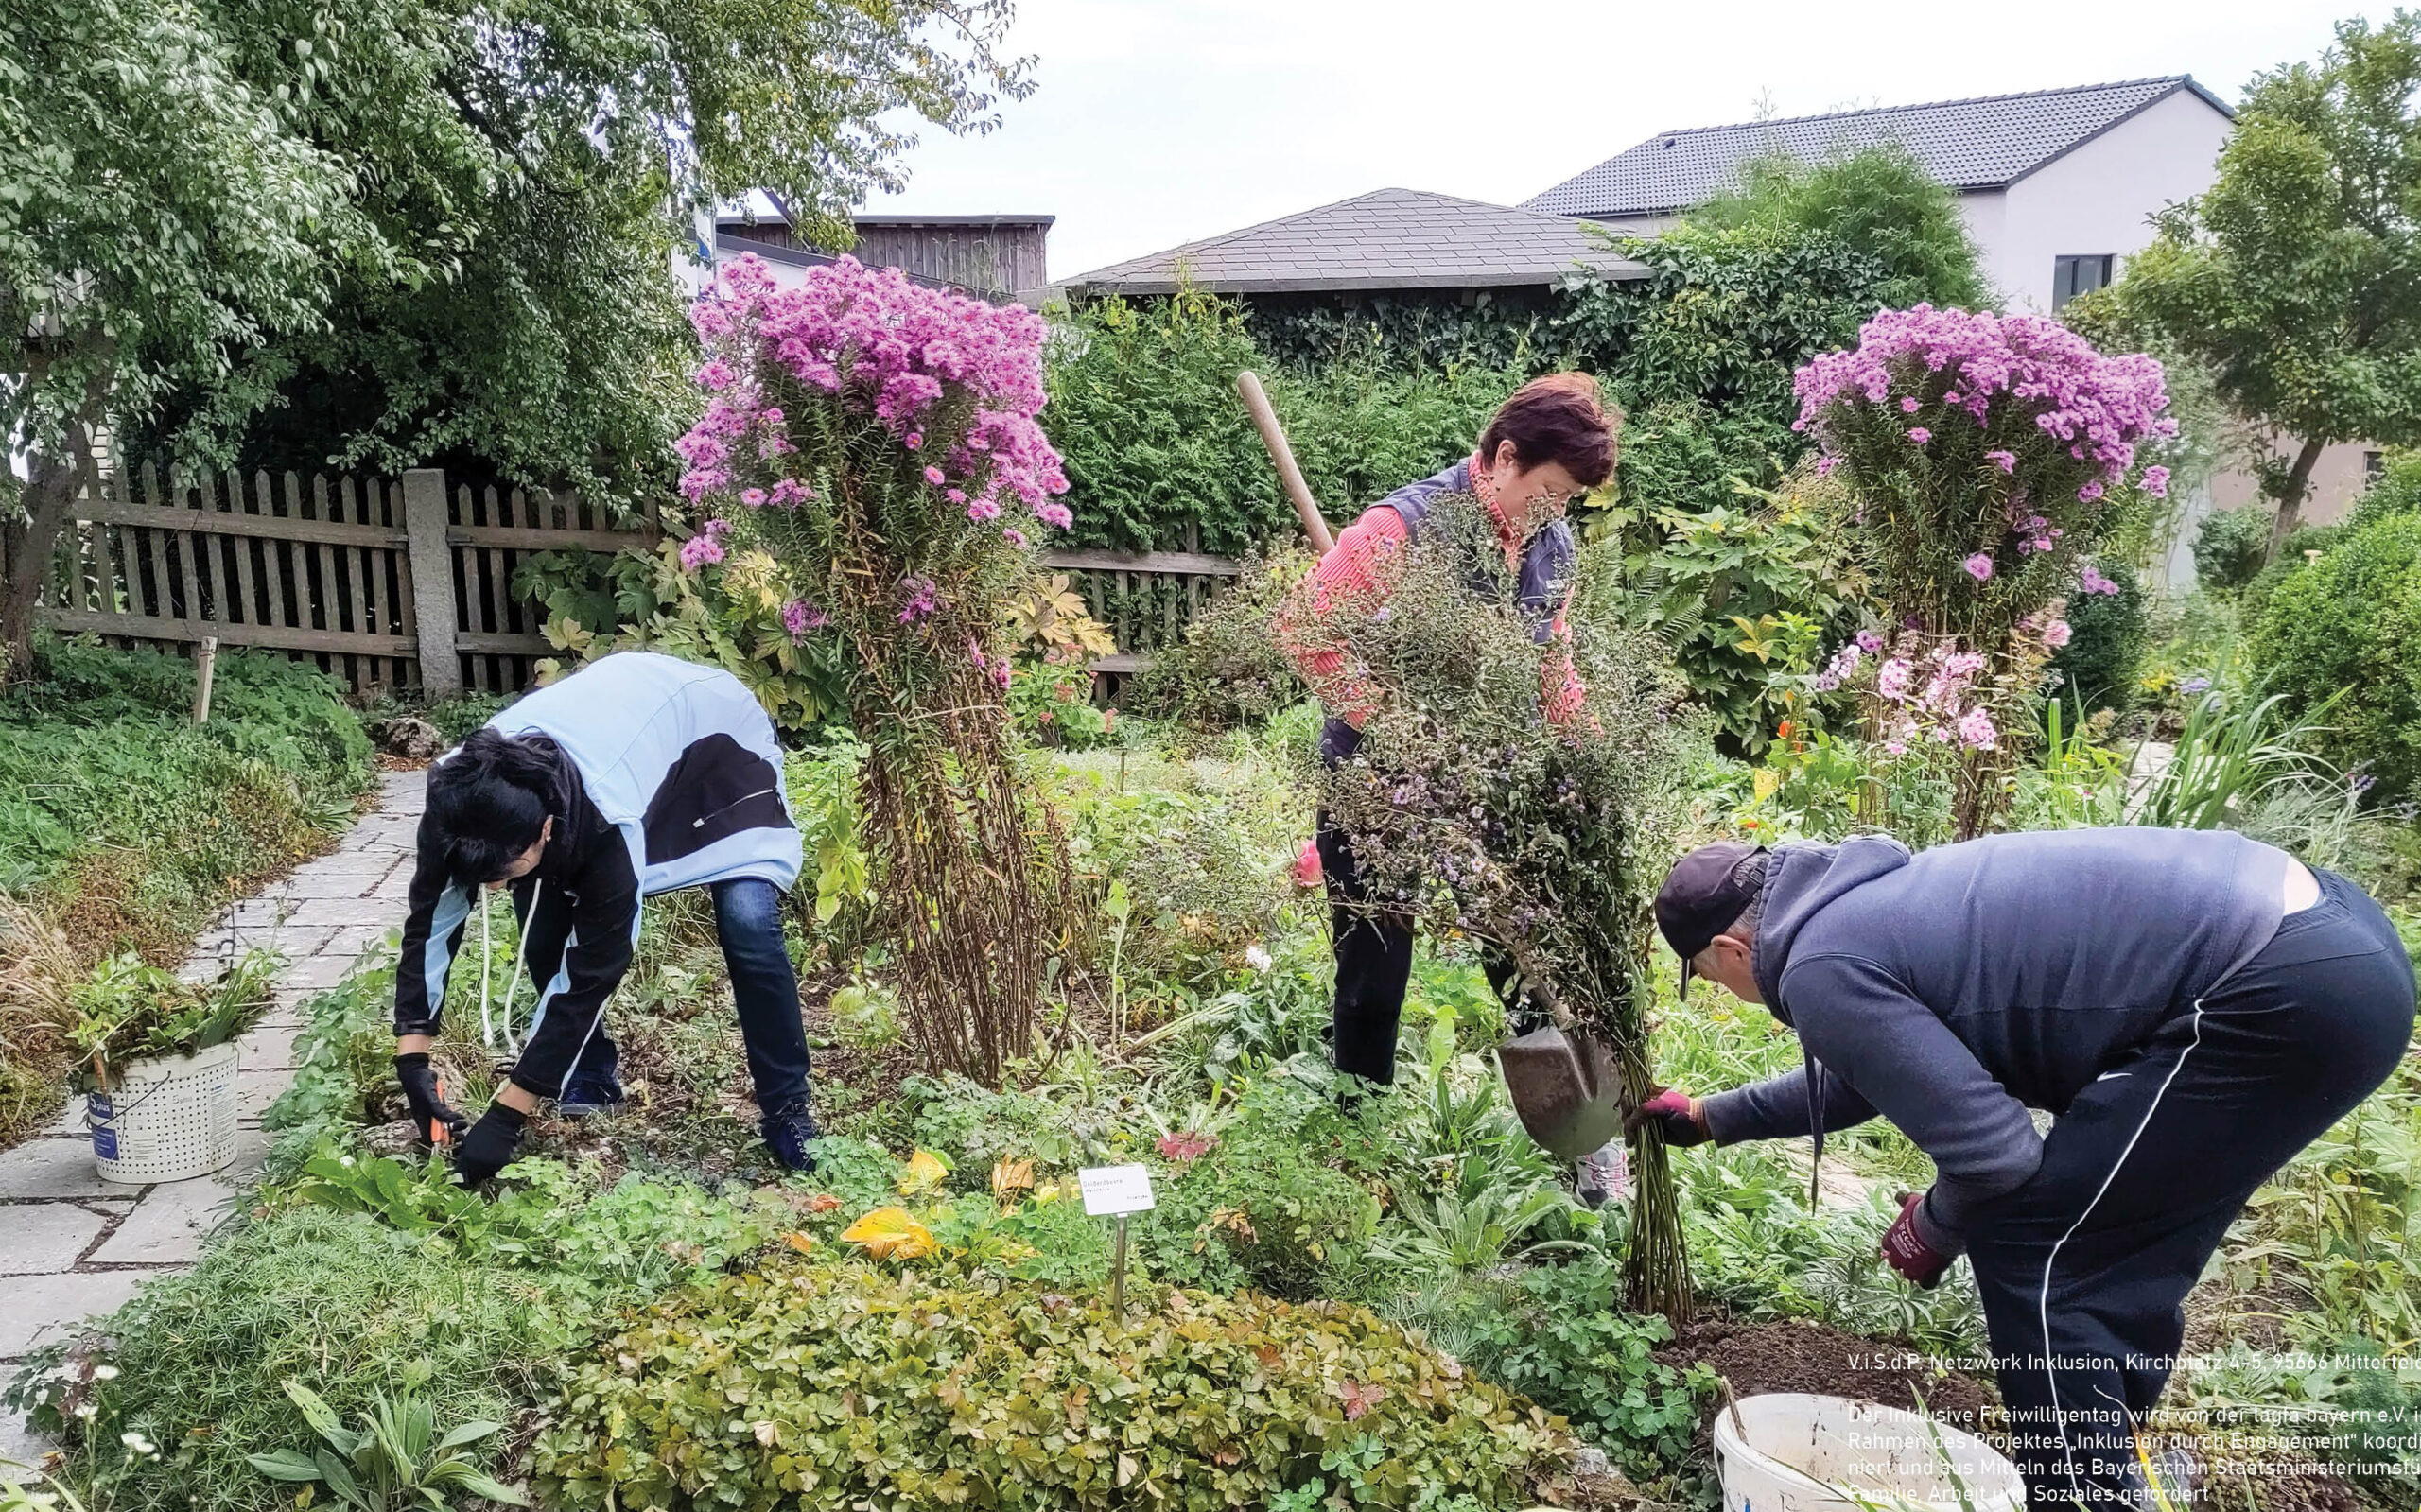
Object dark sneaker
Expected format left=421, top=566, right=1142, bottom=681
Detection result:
left=760, top=1099, right=820, bottom=1173
left=556, top=1071, right=628, bottom=1120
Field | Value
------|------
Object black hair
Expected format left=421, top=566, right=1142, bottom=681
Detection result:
left=424, top=728, right=575, bottom=888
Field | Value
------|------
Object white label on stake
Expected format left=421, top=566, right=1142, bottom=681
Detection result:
left=1078, top=1163, right=1156, bottom=1216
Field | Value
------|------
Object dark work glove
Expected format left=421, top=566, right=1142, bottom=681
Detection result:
left=394, top=1053, right=466, bottom=1147
left=451, top=1103, right=528, bottom=1189
left=1882, top=1191, right=1952, bottom=1289
left=1623, top=1086, right=1712, bottom=1148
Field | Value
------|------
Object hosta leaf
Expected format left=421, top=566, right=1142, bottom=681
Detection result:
left=839, top=1207, right=937, bottom=1260
left=896, top=1150, right=949, bottom=1196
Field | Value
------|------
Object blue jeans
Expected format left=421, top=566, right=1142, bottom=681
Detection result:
left=558, top=878, right=812, bottom=1114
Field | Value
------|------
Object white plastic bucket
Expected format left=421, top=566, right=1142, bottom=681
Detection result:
left=1714, top=1393, right=2025, bottom=1512
left=87, top=1040, right=241, bottom=1184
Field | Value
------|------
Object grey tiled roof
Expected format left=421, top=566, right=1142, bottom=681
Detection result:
left=1064, top=188, right=1645, bottom=295
left=1524, top=77, right=2233, bottom=218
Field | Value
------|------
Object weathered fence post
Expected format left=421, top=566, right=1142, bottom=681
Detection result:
left=401, top=469, right=462, bottom=696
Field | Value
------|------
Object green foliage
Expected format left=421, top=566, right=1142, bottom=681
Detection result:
left=1246, top=290, right=1552, bottom=375
left=1598, top=460, right=1861, bottom=750
left=531, top=1264, right=1572, bottom=1511
left=1399, top=1261, right=1713, bottom=1479
left=242, top=1380, right=524, bottom=1510
left=2045, top=559, right=2148, bottom=714
left=6, top=1208, right=564, bottom=1512
left=1046, top=291, right=1296, bottom=553
left=2252, top=510, right=2421, bottom=796
left=2193, top=505, right=2273, bottom=591
left=1688, top=144, right=1993, bottom=310
left=66, top=948, right=275, bottom=1083
left=1124, top=549, right=1315, bottom=733
left=2131, top=687, right=2349, bottom=828
left=0, top=639, right=370, bottom=938
left=520, top=543, right=847, bottom=731
left=2115, top=14, right=2421, bottom=543
left=1045, top=292, right=1520, bottom=554
left=2348, top=449, right=2421, bottom=529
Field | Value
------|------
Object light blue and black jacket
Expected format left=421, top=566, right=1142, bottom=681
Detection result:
left=392, top=653, right=801, bottom=1097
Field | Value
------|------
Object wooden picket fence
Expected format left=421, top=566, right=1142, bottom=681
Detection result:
left=37, top=463, right=1239, bottom=699
left=37, top=465, right=654, bottom=695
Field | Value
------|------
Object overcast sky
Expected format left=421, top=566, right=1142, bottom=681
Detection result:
left=862, top=0, right=2367, bottom=281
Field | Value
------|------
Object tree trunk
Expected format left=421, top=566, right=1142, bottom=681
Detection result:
left=2265, top=437, right=2329, bottom=560
left=0, top=449, right=82, bottom=685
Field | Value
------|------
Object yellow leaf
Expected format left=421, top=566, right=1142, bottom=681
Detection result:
left=897, top=1149, right=949, bottom=1196
left=783, top=1232, right=818, bottom=1254
left=840, top=1207, right=937, bottom=1261
left=991, top=1156, right=1035, bottom=1202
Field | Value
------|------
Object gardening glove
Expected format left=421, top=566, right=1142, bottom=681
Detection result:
left=1882, top=1191, right=1952, bottom=1289
left=1623, top=1086, right=1711, bottom=1148
left=451, top=1103, right=527, bottom=1189
left=394, top=1053, right=466, bottom=1147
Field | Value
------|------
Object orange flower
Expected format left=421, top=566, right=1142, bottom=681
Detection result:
left=1777, top=720, right=1793, bottom=739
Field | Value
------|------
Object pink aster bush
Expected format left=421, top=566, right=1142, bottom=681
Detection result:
left=673, top=253, right=1072, bottom=1086
left=1794, top=304, right=2171, bottom=644
left=1793, top=304, right=2170, bottom=836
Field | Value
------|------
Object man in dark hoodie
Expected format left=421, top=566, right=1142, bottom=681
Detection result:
left=1632, top=830, right=2413, bottom=1509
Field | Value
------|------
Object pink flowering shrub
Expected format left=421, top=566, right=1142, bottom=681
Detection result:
left=1794, top=305, right=2169, bottom=835
left=1794, top=304, right=2172, bottom=643
left=673, top=253, right=1073, bottom=1086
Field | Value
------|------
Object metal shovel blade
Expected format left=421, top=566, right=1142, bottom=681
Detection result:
left=1499, top=1024, right=1625, bottom=1160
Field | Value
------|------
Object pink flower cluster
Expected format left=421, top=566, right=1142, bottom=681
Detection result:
left=2077, top=564, right=2123, bottom=597
left=671, top=252, right=1071, bottom=572
left=1864, top=641, right=2000, bottom=752
left=781, top=600, right=830, bottom=639
left=1793, top=304, right=2175, bottom=504
left=679, top=517, right=733, bottom=570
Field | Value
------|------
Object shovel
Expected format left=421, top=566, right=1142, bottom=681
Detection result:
left=1499, top=1023, right=1627, bottom=1160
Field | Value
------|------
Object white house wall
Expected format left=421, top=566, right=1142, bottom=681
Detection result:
left=1988, top=89, right=2234, bottom=313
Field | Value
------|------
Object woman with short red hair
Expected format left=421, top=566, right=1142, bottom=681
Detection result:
left=1280, top=373, right=1621, bottom=1106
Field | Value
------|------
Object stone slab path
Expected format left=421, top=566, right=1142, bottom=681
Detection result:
left=0, top=770, right=424, bottom=1466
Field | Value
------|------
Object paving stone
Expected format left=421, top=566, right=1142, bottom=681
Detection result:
left=236, top=1023, right=302, bottom=1071
left=0, top=1408, right=51, bottom=1469
left=234, top=1069, right=286, bottom=1124
left=87, top=1134, right=266, bottom=1266
left=0, top=1203, right=110, bottom=1275
left=0, top=1270, right=153, bottom=1359
left=283, top=895, right=396, bottom=929
left=0, top=1138, right=120, bottom=1200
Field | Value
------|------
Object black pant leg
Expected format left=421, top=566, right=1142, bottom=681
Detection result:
left=1967, top=882, right=2413, bottom=1511
left=507, top=875, right=619, bottom=1096
left=1316, top=809, right=1414, bottom=1086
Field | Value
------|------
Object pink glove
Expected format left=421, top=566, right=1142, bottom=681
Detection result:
left=1882, top=1192, right=1951, bottom=1289
left=1292, top=838, right=1324, bottom=890
left=1623, top=1086, right=1711, bottom=1147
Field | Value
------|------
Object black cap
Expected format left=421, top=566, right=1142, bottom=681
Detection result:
left=1655, top=842, right=1768, bottom=995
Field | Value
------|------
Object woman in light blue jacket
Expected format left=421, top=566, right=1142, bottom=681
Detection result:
left=391, top=652, right=816, bottom=1183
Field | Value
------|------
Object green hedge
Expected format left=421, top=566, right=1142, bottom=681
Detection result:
left=2253, top=511, right=2421, bottom=797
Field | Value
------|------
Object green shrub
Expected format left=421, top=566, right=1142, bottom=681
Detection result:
left=2046, top=557, right=2149, bottom=714
left=2192, top=505, right=2272, bottom=591
left=6, top=1208, right=558, bottom=1512
left=531, top=1264, right=1572, bottom=1511
left=2348, top=449, right=2421, bottom=530
left=1393, top=1260, right=1713, bottom=1480
left=2242, top=523, right=2343, bottom=615
left=1686, top=144, right=1993, bottom=311
left=2252, top=512, right=2421, bottom=797
left=1123, top=549, right=1312, bottom=735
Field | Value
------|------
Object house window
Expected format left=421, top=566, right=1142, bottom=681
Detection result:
left=2052, top=254, right=2115, bottom=308
left=2365, top=450, right=2385, bottom=484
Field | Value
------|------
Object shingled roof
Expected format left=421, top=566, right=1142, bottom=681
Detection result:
left=1064, top=187, right=1644, bottom=296
left=1524, top=77, right=2233, bottom=219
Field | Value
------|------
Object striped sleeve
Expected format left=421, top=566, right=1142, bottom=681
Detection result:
left=393, top=819, right=472, bottom=1035
left=1276, top=506, right=1409, bottom=724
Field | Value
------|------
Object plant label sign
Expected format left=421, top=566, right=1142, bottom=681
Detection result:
left=1079, top=1163, right=1156, bottom=1216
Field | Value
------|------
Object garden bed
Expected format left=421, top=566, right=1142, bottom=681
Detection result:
left=1658, top=1317, right=1995, bottom=1434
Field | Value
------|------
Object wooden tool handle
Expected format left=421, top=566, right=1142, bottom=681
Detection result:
left=1235, top=371, right=1335, bottom=554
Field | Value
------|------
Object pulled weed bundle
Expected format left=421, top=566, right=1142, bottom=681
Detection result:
left=1306, top=494, right=1698, bottom=1315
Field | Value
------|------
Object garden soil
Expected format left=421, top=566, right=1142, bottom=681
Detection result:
left=1658, top=1316, right=1997, bottom=1437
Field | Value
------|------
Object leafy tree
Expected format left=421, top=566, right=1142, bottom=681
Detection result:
left=1, top=0, right=1030, bottom=680
left=2117, top=12, right=2421, bottom=557
left=1689, top=143, right=1994, bottom=310
left=2252, top=509, right=2421, bottom=797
